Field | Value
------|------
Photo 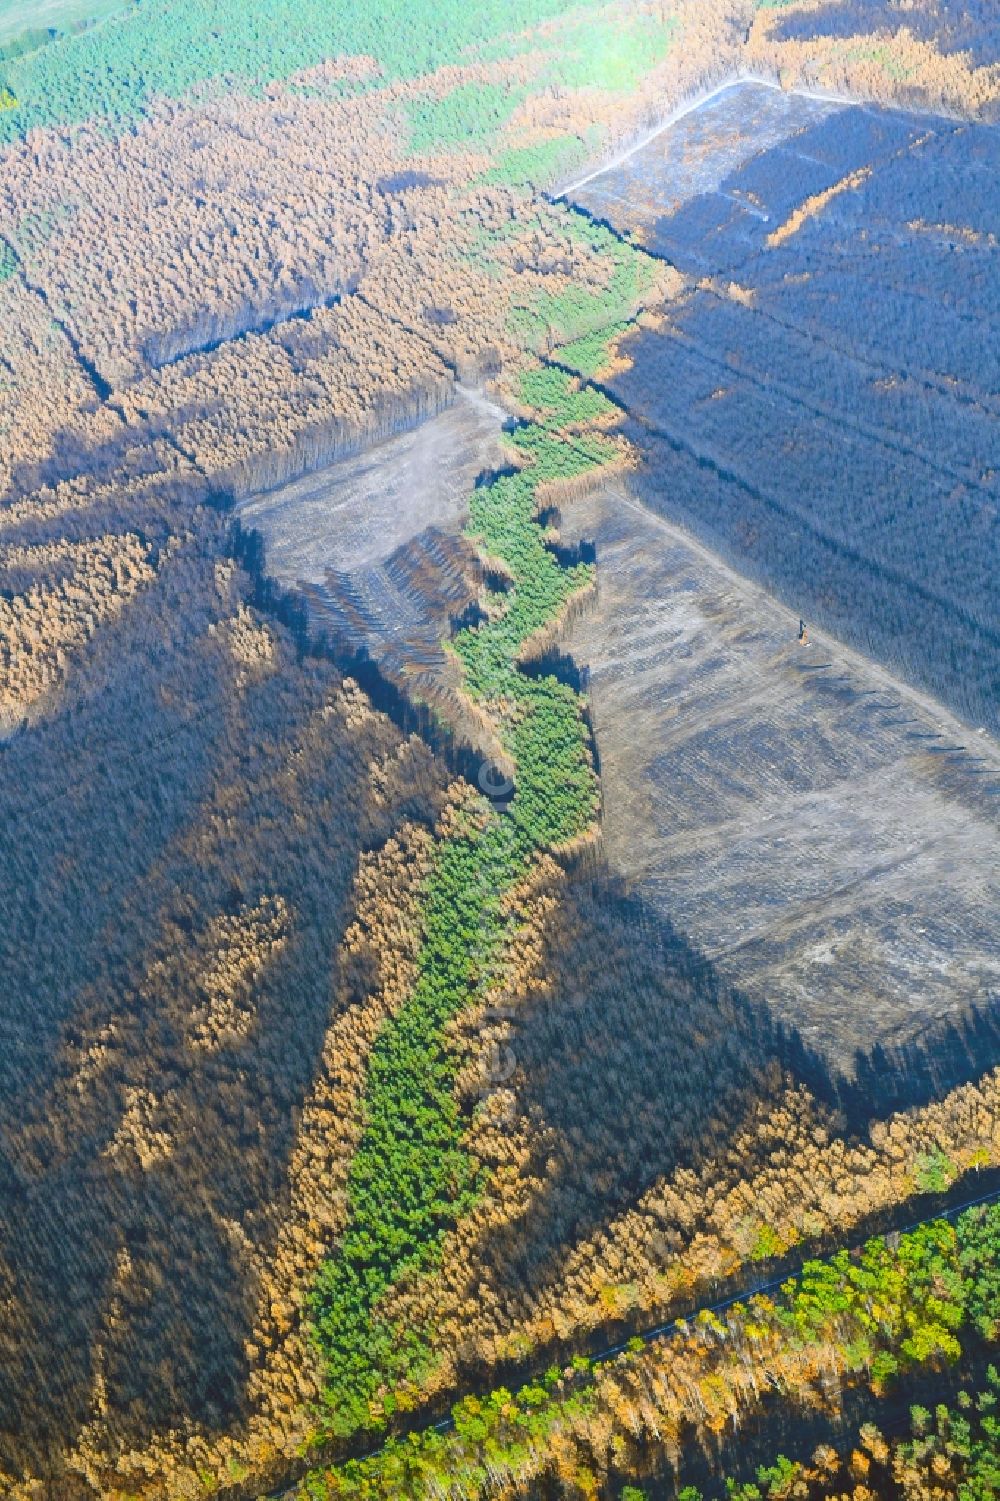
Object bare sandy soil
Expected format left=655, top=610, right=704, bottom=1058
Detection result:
left=561, top=485, right=1000, bottom=1076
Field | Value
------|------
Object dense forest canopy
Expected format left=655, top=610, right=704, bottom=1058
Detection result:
left=0, top=0, right=677, bottom=141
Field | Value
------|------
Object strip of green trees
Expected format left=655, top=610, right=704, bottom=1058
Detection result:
left=308, top=243, right=644, bottom=1439
left=300, top=1202, right=1000, bottom=1498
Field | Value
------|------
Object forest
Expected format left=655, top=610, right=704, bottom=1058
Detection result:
left=0, top=2, right=998, bottom=1499
left=295, top=1201, right=1000, bottom=1498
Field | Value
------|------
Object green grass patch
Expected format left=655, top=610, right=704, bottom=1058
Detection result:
left=0, top=2, right=132, bottom=50
left=474, top=7, right=678, bottom=95
left=481, top=133, right=589, bottom=189
left=536, top=12, right=677, bottom=94
left=0, top=31, right=55, bottom=65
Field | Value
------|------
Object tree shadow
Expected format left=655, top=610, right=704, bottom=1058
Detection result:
left=577, top=95, right=1000, bottom=733
left=770, top=0, right=1000, bottom=72
left=0, top=523, right=448, bottom=1483
left=466, top=853, right=1000, bottom=1389
left=472, top=862, right=830, bottom=1339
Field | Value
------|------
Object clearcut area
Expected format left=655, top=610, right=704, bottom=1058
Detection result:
left=236, top=385, right=507, bottom=698
left=570, top=81, right=1000, bottom=733
left=562, top=484, right=1000, bottom=1087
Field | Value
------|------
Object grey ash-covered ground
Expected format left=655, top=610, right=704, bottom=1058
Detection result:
left=571, top=83, right=1000, bottom=735
left=561, top=485, right=999, bottom=1083
left=236, top=386, right=508, bottom=713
